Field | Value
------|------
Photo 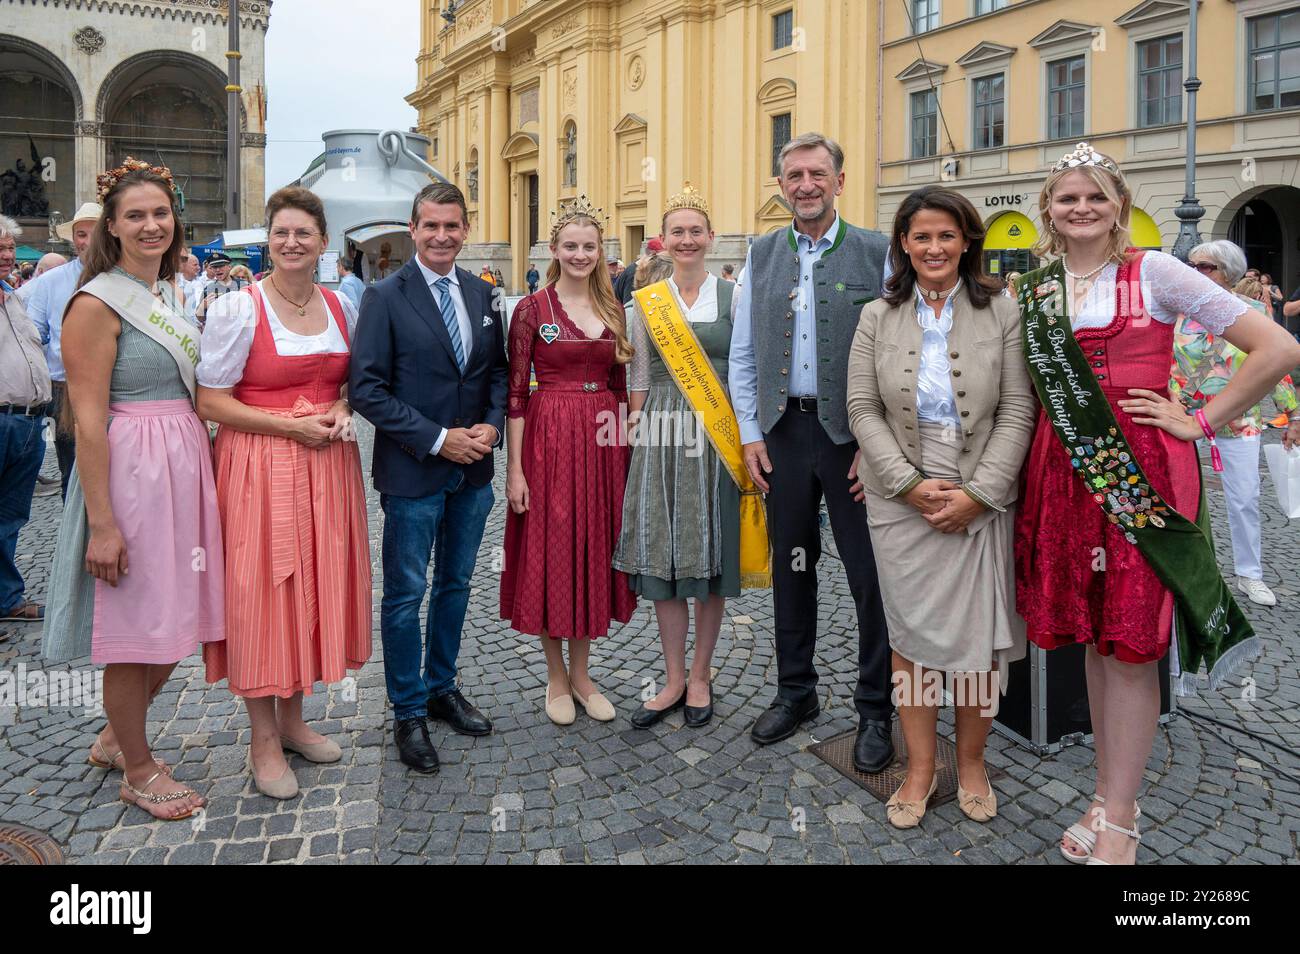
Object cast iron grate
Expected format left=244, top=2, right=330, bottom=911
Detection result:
left=0, top=823, right=64, bottom=864
left=809, top=723, right=1003, bottom=807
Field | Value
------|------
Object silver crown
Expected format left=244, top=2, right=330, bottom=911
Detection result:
left=1052, top=142, right=1120, bottom=175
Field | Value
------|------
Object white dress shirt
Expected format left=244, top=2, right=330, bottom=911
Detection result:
left=914, top=283, right=961, bottom=427
left=414, top=258, right=478, bottom=455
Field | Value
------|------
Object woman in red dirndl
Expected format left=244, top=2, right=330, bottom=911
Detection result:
left=1014, top=144, right=1300, bottom=864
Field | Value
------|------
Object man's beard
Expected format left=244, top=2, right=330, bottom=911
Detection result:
left=792, top=196, right=829, bottom=221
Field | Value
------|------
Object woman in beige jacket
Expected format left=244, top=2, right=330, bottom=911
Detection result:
left=847, top=186, right=1036, bottom=829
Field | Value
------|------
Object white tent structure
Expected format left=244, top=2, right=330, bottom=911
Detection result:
left=305, top=128, right=445, bottom=289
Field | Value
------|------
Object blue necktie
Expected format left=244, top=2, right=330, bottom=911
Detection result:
left=434, top=276, right=466, bottom=370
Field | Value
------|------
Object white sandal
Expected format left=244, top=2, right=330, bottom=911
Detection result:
left=1060, top=796, right=1142, bottom=863
left=1086, top=815, right=1141, bottom=865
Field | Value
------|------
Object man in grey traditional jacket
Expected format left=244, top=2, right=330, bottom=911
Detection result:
left=729, top=133, right=894, bottom=772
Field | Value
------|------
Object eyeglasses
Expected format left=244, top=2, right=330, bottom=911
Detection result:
left=1189, top=262, right=1219, bottom=275
left=269, top=228, right=321, bottom=243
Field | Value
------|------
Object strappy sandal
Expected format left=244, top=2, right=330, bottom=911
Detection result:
left=1061, top=796, right=1141, bottom=863
left=87, top=738, right=172, bottom=776
left=119, top=771, right=202, bottom=821
left=1086, top=815, right=1141, bottom=865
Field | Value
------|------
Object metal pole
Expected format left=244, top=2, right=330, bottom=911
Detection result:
left=225, top=2, right=242, bottom=231
left=1170, top=0, right=1203, bottom=261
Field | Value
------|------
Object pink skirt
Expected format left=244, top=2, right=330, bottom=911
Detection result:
left=91, top=400, right=225, bottom=664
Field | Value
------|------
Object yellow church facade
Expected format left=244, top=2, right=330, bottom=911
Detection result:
left=412, top=0, right=1300, bottom=295
left=407, top=0, right=877, bottom=289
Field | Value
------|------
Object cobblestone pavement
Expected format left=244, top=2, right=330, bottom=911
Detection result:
left=2, top=416, right=1296, bottom=865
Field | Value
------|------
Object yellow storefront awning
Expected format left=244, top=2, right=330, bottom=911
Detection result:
left=1130, top=208, right=1162, bottom=249
left=985, top=212, right=1038, bottom=250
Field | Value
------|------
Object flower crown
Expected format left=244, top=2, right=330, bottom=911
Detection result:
left=551, top=194, right=606, bottom=240
left=1052, top=142, right=1120, bottom=176
left=663, top=182, right=710, bottom=218
left=96, top=157, right=178, bottom=202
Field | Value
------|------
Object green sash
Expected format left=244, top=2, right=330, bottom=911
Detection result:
left=1017, top=258, right=1258, bottom=694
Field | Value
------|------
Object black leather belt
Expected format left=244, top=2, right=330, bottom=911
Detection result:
left=793, top=396, right=819, bottom=412
left=0, top=402, right=47, bottom=417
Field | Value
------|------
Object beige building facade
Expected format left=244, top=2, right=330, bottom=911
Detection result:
left=879, top=0, right=1300, bottom=294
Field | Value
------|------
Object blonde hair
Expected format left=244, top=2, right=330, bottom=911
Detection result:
left=1234, top=277, right=1265, bottom=302
left=229, top=264, right=254, bottom=283
left=546, top=216, right=633, bottom=364
left=1033, top=155, right=1133, bottom=263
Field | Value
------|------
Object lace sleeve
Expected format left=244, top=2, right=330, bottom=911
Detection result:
left=507, top=294, right=538, bottom=419
left=1142, top=251, right=1249, bottom=335
left=626, top=299, right=651, bottom=391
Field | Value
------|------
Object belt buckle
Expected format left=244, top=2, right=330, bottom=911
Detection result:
left=797, top=396, right=818, bottom=412
left=582, top=381, right=598, bottom=393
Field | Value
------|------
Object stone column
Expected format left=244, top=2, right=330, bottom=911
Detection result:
left=488, top=83, right=510, bottom=244
left=73, top=121, right=106, bottom=207
left=240, top=133, right=267, bottom=227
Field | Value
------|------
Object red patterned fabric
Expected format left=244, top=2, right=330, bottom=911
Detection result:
left=499, top=286, right=636, bottom=638
left=1015, top=254, right=1201, bottom=663
left=204, top=285, right=373, bottom=696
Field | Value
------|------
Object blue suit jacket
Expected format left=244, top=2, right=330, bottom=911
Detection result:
left=349, top=258, right=508, bottom=497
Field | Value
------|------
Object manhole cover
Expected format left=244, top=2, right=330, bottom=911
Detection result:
left=809, top=722, right=1003, bottom=808
left=0, top=824, right=65, bottom=864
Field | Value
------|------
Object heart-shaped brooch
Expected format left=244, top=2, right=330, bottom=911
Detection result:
left=539, top=322, right=560, bottom=344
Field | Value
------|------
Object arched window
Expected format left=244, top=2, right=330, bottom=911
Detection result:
left=562, top=122, right=577, bottom=188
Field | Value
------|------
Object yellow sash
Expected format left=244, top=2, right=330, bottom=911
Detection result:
left=634, top=280, right=772, bottom=589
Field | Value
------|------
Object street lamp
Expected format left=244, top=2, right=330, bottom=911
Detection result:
left=1170, top=0, right=1203, bottom=261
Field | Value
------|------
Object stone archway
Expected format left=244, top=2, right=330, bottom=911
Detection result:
left=1222, top=185, right=1300, bottom=298
left=97, top=51, right=244, bottom=243
left=0, top=36, right=82, bottom=230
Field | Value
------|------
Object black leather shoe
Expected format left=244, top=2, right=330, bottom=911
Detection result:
left=394, top=718, right=440, bottom=774
left=684, top=683, right=713, bottom=728
left=629, top=688, right=687, bottom=729
left=852, top=718, right=896, bottom=774
left=751, top=695, right=820, bottom=745
left=427, top=689, right=493, bottom=736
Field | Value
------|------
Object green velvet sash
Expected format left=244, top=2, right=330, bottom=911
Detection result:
left=1017, top=258, right=1258, bottom=694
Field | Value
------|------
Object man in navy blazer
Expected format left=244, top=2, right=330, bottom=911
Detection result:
left=349, top=181, right=507, bottom=773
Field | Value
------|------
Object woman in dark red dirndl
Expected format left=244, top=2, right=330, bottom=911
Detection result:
left=1014, top=143, right=1300, bottom=864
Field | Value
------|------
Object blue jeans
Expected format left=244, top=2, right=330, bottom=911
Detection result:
left=0, top=412, right=47, bottom=614
left=380, top=475, right=495, bottom=720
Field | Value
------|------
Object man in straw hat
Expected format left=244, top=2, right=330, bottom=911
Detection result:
left=23, top=201, right=101, bottom=498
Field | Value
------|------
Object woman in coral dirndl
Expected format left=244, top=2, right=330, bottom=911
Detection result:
left=197, top=188, right=371, bottom=800
left=1014, top=143, right=1300, bottom=864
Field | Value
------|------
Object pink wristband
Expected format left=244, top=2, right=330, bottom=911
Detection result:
left=1195, top=408, right=1223, bottom=472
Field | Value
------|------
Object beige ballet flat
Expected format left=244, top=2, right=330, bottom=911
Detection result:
left=571, top=687, right=616, bottom=722
left=545, top=682, right=576, bottom=726
left=247, top=751, right=299, bottom=800
left=957, top=772, right=998, bottom=823
left=279, top=733, right=342, bottom=763
left=886, top=774, right=938, bottom=830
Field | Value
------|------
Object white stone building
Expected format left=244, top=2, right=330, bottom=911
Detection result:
left=0, top=0, right=270, bottom=247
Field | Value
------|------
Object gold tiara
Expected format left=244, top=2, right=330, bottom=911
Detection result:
left=663, top=182, right=710, bottom=218
left=96, top=157, right=177, bottom=202
left=551, top=194, right=606, bottom=239
left=1052, top=142, right=1120, bottom=175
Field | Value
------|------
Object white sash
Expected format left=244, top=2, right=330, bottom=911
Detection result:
left=70, top=272, right=200, bottom=403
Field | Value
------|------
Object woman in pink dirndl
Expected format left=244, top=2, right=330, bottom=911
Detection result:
left=43, top=159, right=225, bottom=820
